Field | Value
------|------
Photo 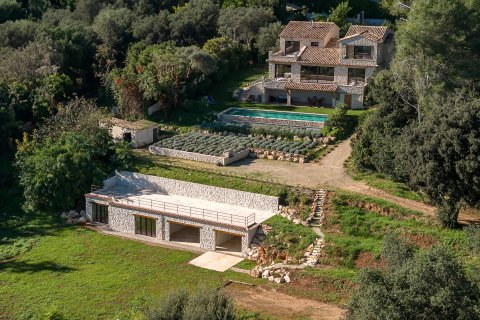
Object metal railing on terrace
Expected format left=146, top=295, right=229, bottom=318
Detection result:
left=112, top=195, right=256, bottom=228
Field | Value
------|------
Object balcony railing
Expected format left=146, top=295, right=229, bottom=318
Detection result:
left=348, top=77, right=366, bottom=85
left=301, top=75, right=335, bottom=83
left=350, top=53, right=373, bottom=60
left=112, top=195, right=256, bottom=228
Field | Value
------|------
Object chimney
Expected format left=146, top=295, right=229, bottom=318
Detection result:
left=310, top=20, right=313, bottom=28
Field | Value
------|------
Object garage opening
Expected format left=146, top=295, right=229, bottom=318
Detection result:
left=215, top=231, right=242, bottom=254
left=169, top=222, right=200, bottom=247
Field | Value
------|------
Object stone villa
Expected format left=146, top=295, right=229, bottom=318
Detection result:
left=243, top=21, right=394, bottom=109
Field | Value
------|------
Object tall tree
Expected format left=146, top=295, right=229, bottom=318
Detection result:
left=328, top=0, right=352, bottom=35
left=218, top=6, right=276, bottom=50
left=170, top=0, right=219, bottom=46
left=397, top=92, right=480, bottom=227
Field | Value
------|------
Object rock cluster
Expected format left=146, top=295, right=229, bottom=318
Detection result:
left=278, top=206, right=303, bottom=225
left=250, top=265, right=291, bottom=284
left=253, top=149, right=308, bottom=163
left=60, top=210, right=89, bottom=225
left=245, top=224, right=271, bottom=261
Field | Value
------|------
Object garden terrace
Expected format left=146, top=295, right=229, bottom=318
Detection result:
left=149, top=131, right=320, bottom=165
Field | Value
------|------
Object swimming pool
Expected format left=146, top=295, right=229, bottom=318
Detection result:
left=218, top=107, right=328, bottom=128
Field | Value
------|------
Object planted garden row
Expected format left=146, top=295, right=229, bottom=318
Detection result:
left=154, top=132, right=317, bottom=156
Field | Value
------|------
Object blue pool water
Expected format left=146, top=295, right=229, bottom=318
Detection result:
left=224, top=108, right=328, bottom=123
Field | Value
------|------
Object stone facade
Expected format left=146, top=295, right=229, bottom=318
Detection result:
left=240, top=22, right=394, bottom=109
left=85, top=196, right=254, bottom=254
left=148, top=145, right=250, bottom=166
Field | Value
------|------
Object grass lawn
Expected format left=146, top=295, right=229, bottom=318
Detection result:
left=345, top=161, right=422, bottom=202
left=0, top=226, right=259, bottom=319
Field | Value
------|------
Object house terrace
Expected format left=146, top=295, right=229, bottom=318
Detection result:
left=85, top=171, right=279, bottom=254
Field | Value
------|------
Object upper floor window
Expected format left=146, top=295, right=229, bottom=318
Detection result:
left=285, top=41, right=300, bottom=54
left=353, top=46, right=373, bottom=59
left=301, top=66, right=334, bottom=83
left=311, top=42, right=319, bottom=47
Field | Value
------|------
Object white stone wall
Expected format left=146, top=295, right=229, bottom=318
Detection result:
left=268, top=63, right=275, bottom=80
left=115, top=171, right=279, bottom=212
left=134, top=128, right=155, bottom=148
left=339, top=37, right=378, bottom=66
left=334, top=66, right=348, bottom=85
left=110, top=126, right=155, bottom=148
left=291, top=64, right=301, bottom=82
left=149, top=145, right=249, bottom=166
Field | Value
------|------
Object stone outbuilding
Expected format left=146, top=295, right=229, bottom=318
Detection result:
left=107, top=118, right=158, bottom=148
left=85, top=171, right=279, bottom=255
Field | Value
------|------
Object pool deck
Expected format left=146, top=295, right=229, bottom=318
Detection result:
left=218, top=107, right=326, bottom=129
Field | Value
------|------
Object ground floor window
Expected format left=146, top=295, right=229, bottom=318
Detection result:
left=135, top=215, right=156, bottom=237
left=92, top=203, right=108, bottom=224
left=301, top=66, right=334, bottom=82
left=348, top=68, right=366, bottom=84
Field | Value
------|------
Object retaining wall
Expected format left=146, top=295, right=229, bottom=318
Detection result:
left=218, top=113, right=324, bottom=129
left=148, top=145, right=250, bottom=166
left=109, top=171, right=279, bottom=213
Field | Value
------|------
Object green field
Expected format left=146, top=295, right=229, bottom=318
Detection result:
left=0, top=226, right=259, bottom=319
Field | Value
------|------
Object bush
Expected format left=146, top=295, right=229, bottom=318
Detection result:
left=347, top=246, right=480, bottom=320
left=146, top=287, right=235, bottom=320
left=465, top=225, right=480, bottom=255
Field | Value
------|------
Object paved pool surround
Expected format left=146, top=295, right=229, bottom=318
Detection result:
left=218, top=107, right=328, bottom=129
left=85, top=171, right=279, bottom=254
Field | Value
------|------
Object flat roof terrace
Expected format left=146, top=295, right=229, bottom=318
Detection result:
left=91, top=183, right=275, bottom=228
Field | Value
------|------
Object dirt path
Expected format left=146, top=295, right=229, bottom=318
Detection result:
left=139, top=141, right=436, bottom=216
left=225, top=283, right=345, bottom=320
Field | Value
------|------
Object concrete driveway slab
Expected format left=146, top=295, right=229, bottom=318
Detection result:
left=189, top=252, right=244, bottom=272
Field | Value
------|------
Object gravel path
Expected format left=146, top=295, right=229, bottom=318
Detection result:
left=137, top=141, right=436, bottom=216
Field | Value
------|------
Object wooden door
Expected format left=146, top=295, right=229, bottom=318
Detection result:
left=344, top=95, right=352, bottom=108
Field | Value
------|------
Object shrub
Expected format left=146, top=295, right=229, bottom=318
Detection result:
left=465, top=225, right=480, bottom=255
left=146, top=288, right=235, bottom=320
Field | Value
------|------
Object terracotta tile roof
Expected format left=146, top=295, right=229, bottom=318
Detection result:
left=280, top=21, right=338, bottom=39
left=325, top=38, right=339, bottom=48
left=108, top=118, right=158, bottom=131
left=267, top=53, right=298, bottom=64
left=298, top=47, right=340, bottom=65
left=343, top=25, right=388, bottom=43
left=284, top=82, right=338, bottom=92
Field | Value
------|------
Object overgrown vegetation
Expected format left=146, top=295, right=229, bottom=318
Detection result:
left=322, top=192, right=465, bottom=269
left=347, top=238, right=480, bottom=320
left=263, top=215, right=318, bottom=260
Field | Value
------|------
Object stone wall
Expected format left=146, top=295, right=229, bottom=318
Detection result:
left=149, top=145, right=249, bottom=166
left=339, top=37, right=378, bottom=66
left=218, top=113, right=324, bottom=129
left=113, top=171, right=279, bottom=212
